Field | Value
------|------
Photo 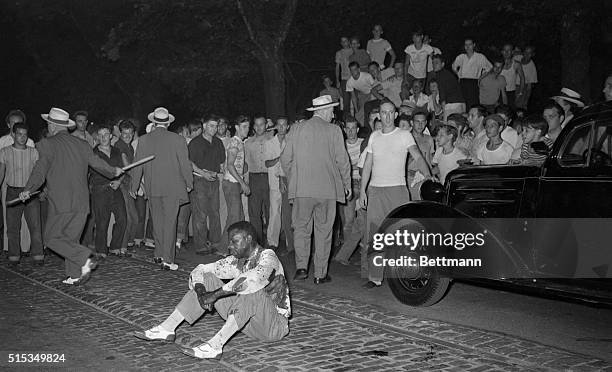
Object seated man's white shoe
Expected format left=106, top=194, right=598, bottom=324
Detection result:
left=133, top=325, right=176, bottom=342
left=161, top=262, right=179, bottom=271
left=62, top=277, right=81, bottom=285
left=180, top=342, right=222, bottom=360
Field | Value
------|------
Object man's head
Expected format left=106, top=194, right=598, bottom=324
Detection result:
left=12, top=122, right=29, bottom=147
left=484, top=114, right=504, bottom=139
left=464, top=38, right=476, bottom=54
left=397, top=114, right=412, bottom=131
left=372, top=24, right=383, bottom=39
left=343, top=116, right=359, bottom=140
left=468, top=105, right=487, bottom=130
left=393, top=62, right=404, bottom=78
left=412, top=79, right=424, bottom=95
left=227, top=221, right=259, bottom=258
left=322, top=75, right=333, bottom=88
left=5, top=110, right=26, bottom=131
left=218, top=117, right=228, bottom=136
left=523, top=46, right=535, bottom=63
left=604, top=74, right=612, bottom=102
left=253, top=116, right=267, bottom=136
left=368, top=62, right=381, bottom=79
left=492, top=59, right=504, bottom=76
left=412, top=29, right=424, bottom=46
left=188, top=119, right=203, bottom=138
left=435, top=124, right=458, bottom=148
left=119, top=119, right=136, bottom=145
left=379, top=100, right=397, bottom=127
left=542, top=101, right=565, bottom=131
left=494, top=104, right=514, bottom=129
left=522, top=115, right=548, bottom=144
left=428, top=79, right=439, bottom=94
left=97, top=125, right=112, bottom=147
left=350, top=37, right=360, bottom=50
left=411, top=110, right=428, bottom=134
left=501, top=44, right=514, bottom=61
left=340, top=36, right=350, bottom=49
left=74, top=111, right=88, bottom=132
left=276, top=116, right=289, bottom=135
left=202, top=115, right=219, bottom=137
left=235, top=115, right=250, bottom=139
left=368, top=107, right=380, bottom=124
left=349, top=61, right=361, bottom=80
left=432, top=54, right=445, bottom=72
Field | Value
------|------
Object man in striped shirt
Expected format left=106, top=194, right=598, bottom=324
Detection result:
left=0, top=123, right=43, bottom=265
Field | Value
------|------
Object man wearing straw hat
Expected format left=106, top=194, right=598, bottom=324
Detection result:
left=129, top=107, right=193, bottom=271
left=19, top=107, right=124, bottom=285
left=281, top=95, right=351, bottom=284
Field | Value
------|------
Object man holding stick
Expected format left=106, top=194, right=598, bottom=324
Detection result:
left=19, top=108, right=123, bottom=285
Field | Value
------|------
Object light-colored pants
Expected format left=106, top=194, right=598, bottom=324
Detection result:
left=219, top=179, right=227, bottom=233
left=292, top=197, right=336, bottom=278
left=177, top=272, right=289, bottom=342
left=267, top=189, right=282, bottom=246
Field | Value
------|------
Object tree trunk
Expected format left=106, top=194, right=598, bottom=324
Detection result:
left=260, top=53, right=286, bottom=119
left=560, top=6, right=591, bottom=102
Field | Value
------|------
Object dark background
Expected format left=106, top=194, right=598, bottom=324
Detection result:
left=1, top=0, right=611, bottom=140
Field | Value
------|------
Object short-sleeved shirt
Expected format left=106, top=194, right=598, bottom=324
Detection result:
left=348, top=49, right=371, bottom=72
left=479, top=74, right=506, bottom=105
left=516, top=138, right=553, bottom=165
left=188, top=135, right=226, bottom=173
left=501, top=126, right=522, bottom=150
left=433, top=146, right=468, bottom=184
left=476, top=140, right=514, bottom=165
left=0, top=146, right=38, bottom=187
left=224, top=136, right=245, bottom=183
left=452, top=52, right=492, bottom=79
left=430, top=69, right=465, bottom=104
left=366, top=128, right=416, bottom=187
left=520, top=60, right=538, bottom=84
left=90, top=145, right=123, bottom=187
left=367, top=38, right=392, bottom=67
left=346, top=72, right=378, bottom=95
left=346, top=138, right=364, bottom=180
left=335, top=48, right=353, bottom=80
left=0, top=134, right=34, bottom=150
left=245, top=135, right=270, bottom=174
left=404, top=44, right=434, bottom=79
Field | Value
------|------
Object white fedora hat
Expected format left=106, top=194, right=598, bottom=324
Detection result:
left=306, top=95, right=339, bottom=111
left=40, top=107, right=75, bottom=127
left=552, top=87, right=585, bottom=107
left=147, top=107, right=175, bottom=124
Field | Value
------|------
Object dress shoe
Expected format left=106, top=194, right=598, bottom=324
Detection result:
left=293, top=269, right=308, bottom=280
left=161, top=262, right=178, bottom=271
left=313, top=275, right=332, bottom=285
left=79, top=257, right=98, bottom=284
left=133, top=326, right=176, bottom=342
left=179, top=342, right=222, bottom=360
left=62, top=277, right=82, bottom=285
left=362, top=280, right=382, bottom=289
left=153, top=257, right=163, bottom=264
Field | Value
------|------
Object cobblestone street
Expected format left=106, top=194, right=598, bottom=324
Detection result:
left=1, top=251, right=611, bottom=371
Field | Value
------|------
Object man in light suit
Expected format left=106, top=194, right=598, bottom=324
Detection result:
left=281, top=95, right=351, bottom=284
left=130, top=107, right=193, bottom=270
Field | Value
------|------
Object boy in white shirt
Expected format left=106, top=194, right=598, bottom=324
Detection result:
left=366, top=24, right=396, bottom=70
left=432, top=124, right=469, bottom=184
left=476, top=114, right=514, bottom=165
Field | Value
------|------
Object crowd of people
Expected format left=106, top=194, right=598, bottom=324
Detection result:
left=2, top=24, right=612, bottom=360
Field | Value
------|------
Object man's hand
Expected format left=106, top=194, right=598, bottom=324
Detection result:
left=202, top=172, right=217, bottom=182
left=358, top=192, right=368, bottom=209
left=241, top=182, right=251, bottom=196
left=194, top=283, right=216, bottom=311
left=19, top=191, right=31, bottom=202
left=114, top=167, right=124, bottom=177
left=109, top=180, right=121, bottom=190
left=345, top=186, right=352, bottom=201
left=279, top=177, right=287, bottom=194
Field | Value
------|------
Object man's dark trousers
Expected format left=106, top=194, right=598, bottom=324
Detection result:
left=92, top=185, right=127, bottom=254
left=248, top=172, right=269, bottom=244
left=191, top=178, right=221, bottom=248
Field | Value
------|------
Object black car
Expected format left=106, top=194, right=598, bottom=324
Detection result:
left=378, top=101, right=612, bottom=306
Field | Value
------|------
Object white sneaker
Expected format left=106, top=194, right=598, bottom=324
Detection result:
left=181, top=342, right=222, bottom=359
left=62, top=277, right=81, bottom=285
left=133, top=326, right=176, bottom=342
left=161, top=262, right=178, bottom=271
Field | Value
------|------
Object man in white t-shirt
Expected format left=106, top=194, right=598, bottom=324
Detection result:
left=346, top=62, right=379, bottom=126
left=432, top=124, right=468, bottom=184
left=403, top=30, right=435, bottom=99
left=452, top=38, right=493, bottom=108
left=476, top=114, right=514, bottom=165
left=358, top=100, right=431, bottom=289
left=366, top=24, right=396, bottom=71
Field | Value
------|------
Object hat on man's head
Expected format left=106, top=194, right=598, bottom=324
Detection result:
left=551, top=88, right=585, bottom=107
left=41, top=107, right=75, bottom=127
left=147, top=107, right=175, bottom=125
left=306, top=95, right=339, bottom=111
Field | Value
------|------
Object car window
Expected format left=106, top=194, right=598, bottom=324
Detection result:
left=558, top=123, right=592, bottom=167
left=589, top=122, right=612, bottom=167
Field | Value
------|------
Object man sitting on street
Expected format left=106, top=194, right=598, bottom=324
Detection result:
left=134, top=221, right=290, bottom=360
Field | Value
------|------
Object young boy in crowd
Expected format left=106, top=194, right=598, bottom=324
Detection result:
left=510, top=116, right=553, bottom=166
left=0, top=123, right=44, bottom=266
left=432, top=123, right=469, bottom=184
left=475, top=114, right=514, bottom=165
